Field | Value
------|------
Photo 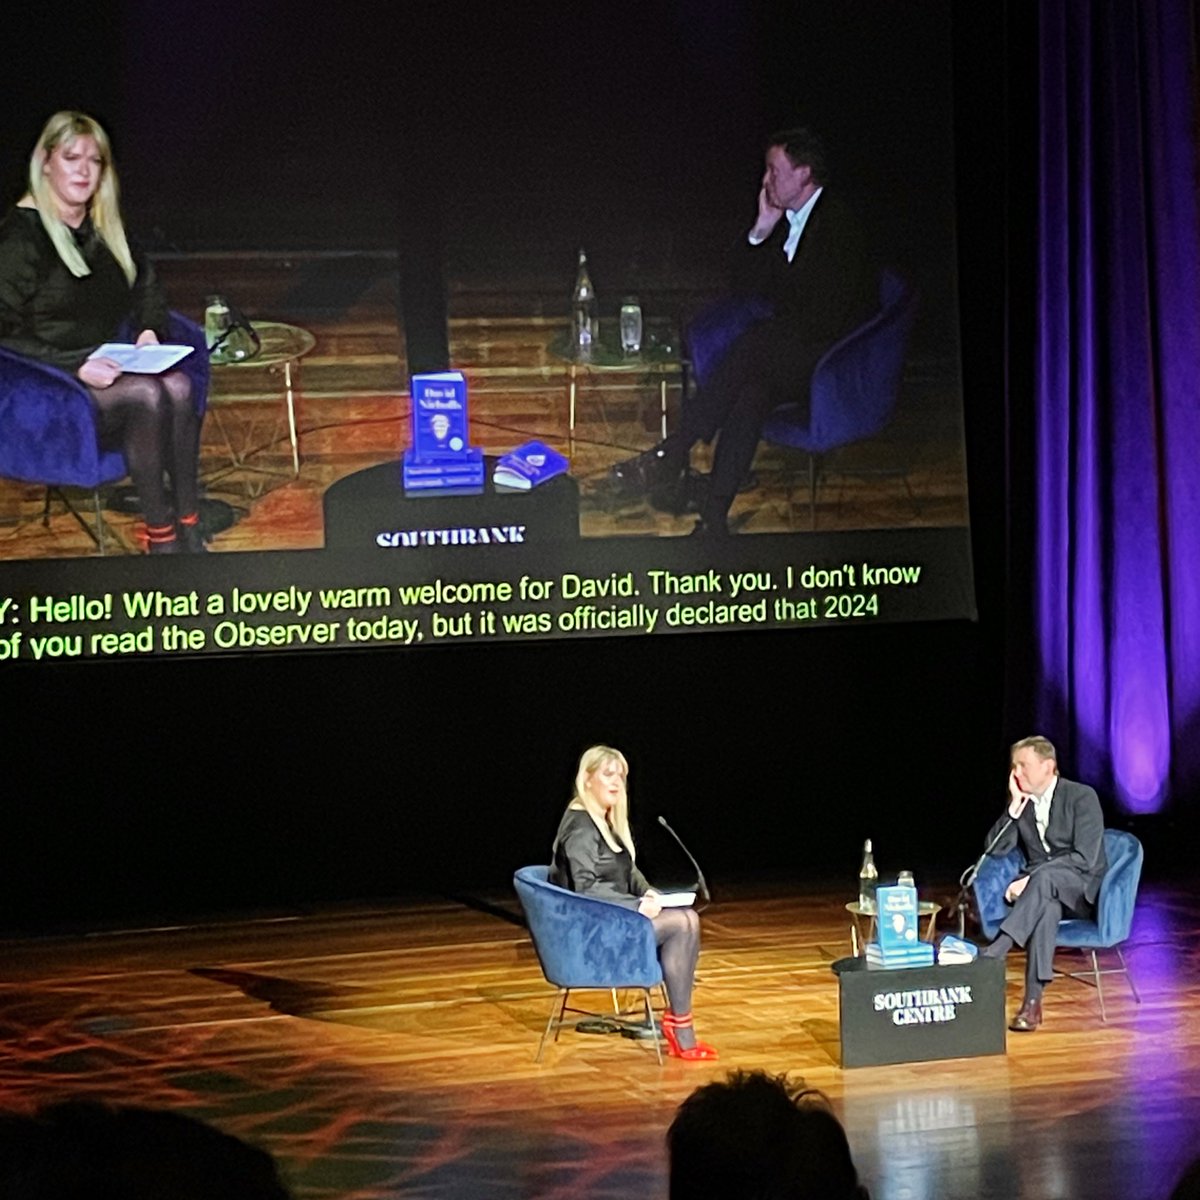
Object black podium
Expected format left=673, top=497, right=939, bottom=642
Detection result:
left=837, top=955, right=1006, bottom=1068
left=323, top=459, right=581, bottom=551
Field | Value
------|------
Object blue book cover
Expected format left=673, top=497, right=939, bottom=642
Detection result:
left=411, top=372, right=469, bottom=460
left=403, top=470, right=484, bottom=487
left=936, top=935, right=978, bottom=964
left=402, top=448, right=484, bottom=493
left=866, top=941, right=935, bottom=969
left=493, top=440, right=569, bottom=490
left=403, top=447, right=485, bottom=477
left=876, top=885, right=921, bottom=956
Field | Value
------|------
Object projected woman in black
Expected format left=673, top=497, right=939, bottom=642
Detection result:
left=0, top=111, right=203, bottom=553
left=550, top=745, right=717, bottom=1059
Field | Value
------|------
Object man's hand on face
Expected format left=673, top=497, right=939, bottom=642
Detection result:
left=1007, top=770, right=1031, bottom=819
left=750, top=185, right=785, bottom=241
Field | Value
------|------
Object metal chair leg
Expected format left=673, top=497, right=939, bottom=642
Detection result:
left=536, top=988, right=569, bottom=1063
left=1091, top=950, right=1108, bottom=1022
left=93, top=488, right=106, bottom=555
left=645, top=989, right=663, bottom=1066
left=1117, top=948, right=1141, bottom=1003
left=808, top=453, right=817, bottom=529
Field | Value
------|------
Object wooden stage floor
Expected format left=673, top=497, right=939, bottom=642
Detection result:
left=2, top=879, right=1197, bottom=1199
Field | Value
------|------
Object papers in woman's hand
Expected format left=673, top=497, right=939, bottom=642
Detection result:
left=655, top=891, right=697, bottom=908
left=88, top=343, right=194, bottom=374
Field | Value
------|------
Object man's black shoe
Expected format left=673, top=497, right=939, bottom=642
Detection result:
left=649, top=468, right=708, bottom=516
left=687, top=516, right=730, bottom=538
left=1008, top=997, right=1043, bottom=1032
left=610, top=443, right=683, bottom=496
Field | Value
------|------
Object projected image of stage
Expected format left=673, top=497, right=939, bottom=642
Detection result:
left=0, top=1, right=973, bottom=663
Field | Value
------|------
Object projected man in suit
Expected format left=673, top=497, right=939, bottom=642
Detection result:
left=612, top=127, right=874, bottom=535
left=980, top=735, right=1108, bottom=1031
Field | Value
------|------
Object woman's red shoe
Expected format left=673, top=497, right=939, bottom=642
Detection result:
left=661, top=1011, right=718, bottom=1060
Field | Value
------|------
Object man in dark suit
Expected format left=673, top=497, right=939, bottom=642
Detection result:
left=612, top=127, right=874, bottom=535
left=980, top=735, right=1108, bottom=1031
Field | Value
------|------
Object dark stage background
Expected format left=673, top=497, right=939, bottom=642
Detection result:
left=0, top=4, right=1184, bottom=930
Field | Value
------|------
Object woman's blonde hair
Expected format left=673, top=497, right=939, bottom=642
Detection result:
left=570, top=744, right=636, bottom=858
left=27, top=111, right=135, bottom=284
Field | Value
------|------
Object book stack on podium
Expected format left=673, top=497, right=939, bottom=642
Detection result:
left=403, top=372, right=484, bottom=492
left=865, top=884, right=935, bottom=968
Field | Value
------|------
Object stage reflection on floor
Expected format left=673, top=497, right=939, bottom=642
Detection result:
left=1, top=879, right=1196, bottom=1200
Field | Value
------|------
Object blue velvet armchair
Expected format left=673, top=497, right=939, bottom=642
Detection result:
left=0, top=311, right=209, bottom=552
left=759, top=268, right=918, bottom=527
left=513, top=865, right=665, bottom=1063
left=973, top=828, right=1143, bottom=1021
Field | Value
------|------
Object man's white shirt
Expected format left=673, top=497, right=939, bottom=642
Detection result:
left=747, top=187, right=824, bottom=262
left=1032, top=775, right=1058, bottom=853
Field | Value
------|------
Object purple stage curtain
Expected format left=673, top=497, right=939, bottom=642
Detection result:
left=1035, top=0, right=1200, bottom=812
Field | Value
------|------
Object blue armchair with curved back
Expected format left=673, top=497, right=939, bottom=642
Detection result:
left=0, top=311, right=208, bottom=552
left=760, top=267, right=918, bottom=527
left=513, top=864, right=665, bottom=1064
left=973, top=828, right=1144, bottom=1021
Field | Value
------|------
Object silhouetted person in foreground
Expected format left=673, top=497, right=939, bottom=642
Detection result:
left=1172, top=1155, right=1200, bottom=1200
left=667, top=1069, right=869, bottom=1199
left=0, top=1101, right=293, bottom=1200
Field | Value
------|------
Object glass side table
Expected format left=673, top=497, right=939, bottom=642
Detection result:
left=547, top=321, right=685, bottom=456
left=207, top=320, right=316, bottom=494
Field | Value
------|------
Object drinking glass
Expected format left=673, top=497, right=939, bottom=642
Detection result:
left=619, top=298, right=643, bottom=355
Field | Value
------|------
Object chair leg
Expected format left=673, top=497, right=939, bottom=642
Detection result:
left=808, top=453, right=817, bottom=529
left=94, top=488, right=106, bottom=555
left=1091, top=950, right=1108, bottom=1022
left=645, top=989, right=663, bottom=1066
left=1117, top=948, right=1141, bottom=1003
left=536, top=988, right=569, bottom=1063
left=43, top=486, right=108, bottom=551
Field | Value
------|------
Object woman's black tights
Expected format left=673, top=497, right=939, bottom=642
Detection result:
left=652, top=906, right=701, bottom=1017
left=89, top=369, right=198, bottom=528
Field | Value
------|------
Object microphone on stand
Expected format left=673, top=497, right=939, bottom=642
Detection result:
left=657, top=815, right=711, bottom=905
left=949, top=800, right=1025, bottom=937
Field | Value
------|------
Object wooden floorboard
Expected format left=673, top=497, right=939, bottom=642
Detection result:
left=1, top=879, right=1197, bottom=1199
left=0, top=253, right=968, bottom=559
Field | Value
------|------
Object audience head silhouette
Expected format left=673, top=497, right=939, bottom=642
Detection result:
left=668, top=1069, right=868, bottom=1200
left=1172, top=1155, right=1200, bottom=1200
left=0, top=1100, right=293, bottom=1199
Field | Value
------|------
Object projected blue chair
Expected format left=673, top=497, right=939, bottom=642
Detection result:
left=759, top=268, right=918, bottom=528
left=513, top=865, right=665, bottom=1064
left=973, top=828, right=1143, bottom=1021
left=0, top=311, right=209, bottom=554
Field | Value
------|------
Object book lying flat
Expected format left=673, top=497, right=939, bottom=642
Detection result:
left=936, top=934, right=979, bottom=965
left=493, top=440, right=569, bottom=490
left=654, top=891, right=697, bottom=908
left=88, top=342, right=195, bottom=373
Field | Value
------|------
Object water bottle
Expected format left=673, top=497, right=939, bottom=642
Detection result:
left=858, top=839, right=878, bottom=913
left=619, top=296, right=643, bottom=355
left=205, top=295, right=231, bottom=359
left=572, top=249, right=598, bottom=357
